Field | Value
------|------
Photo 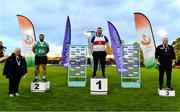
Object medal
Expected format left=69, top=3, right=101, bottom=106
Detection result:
left=16, top=56, right=21, bottom=66
left=163, top=45, right=168, bottom=52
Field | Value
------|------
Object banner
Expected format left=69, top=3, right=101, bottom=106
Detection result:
left=107, top=21, right=122, bottom=73
left=17, top=15, right=36, bottom=67
left=85, top=31, right=96, bottom=70
left=62, top=16, right=71, bottom=68
left=134, top=12, right=156, bottom=68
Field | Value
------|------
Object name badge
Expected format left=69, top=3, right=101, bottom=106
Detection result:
left=39, top=49, right=45, bottom=53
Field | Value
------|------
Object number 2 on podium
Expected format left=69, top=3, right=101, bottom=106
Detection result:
left=96, top=80, right=102, bottom=89
left=35, top=84, right=39, bottom=89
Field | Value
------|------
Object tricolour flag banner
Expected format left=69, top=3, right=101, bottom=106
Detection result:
left=62, top=16, right=71, bottom=68
left=17, top=15, right=36, bottom=67
left=108, top=21, right=122, bottom=73
left=134, top=12, right=156, bottom=68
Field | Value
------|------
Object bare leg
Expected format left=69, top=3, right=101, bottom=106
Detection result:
left=42, top=64, right=47, bottom=79
left=35, top=65, right=40, bottom=79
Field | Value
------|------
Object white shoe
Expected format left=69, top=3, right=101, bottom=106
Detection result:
left=9, top=94, right=14, bottom=97
left=15, top=93, right=20, bottom=96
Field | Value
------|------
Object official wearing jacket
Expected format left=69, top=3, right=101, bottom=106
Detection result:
left=3, top=48, right=27, bottom=97
left=155, top=38, right=176, bottom=90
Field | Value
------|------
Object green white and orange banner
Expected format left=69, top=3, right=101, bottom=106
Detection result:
left=134, top=12, right=156, bottom=68
left=17, top=15, right=36, bottom=67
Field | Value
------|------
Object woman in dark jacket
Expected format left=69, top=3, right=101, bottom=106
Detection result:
left=3, top=48, right=27, bottom=97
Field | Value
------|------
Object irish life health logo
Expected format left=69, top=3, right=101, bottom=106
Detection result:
left=141, top=33, right=151, bottom=46
left=24, top=34, right=34, bottom=45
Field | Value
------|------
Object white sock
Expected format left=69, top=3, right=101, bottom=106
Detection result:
left=43, top=76, right=46, bottom=79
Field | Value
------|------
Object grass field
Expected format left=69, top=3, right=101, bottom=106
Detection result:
left=0, top=66, right=180, bottom=111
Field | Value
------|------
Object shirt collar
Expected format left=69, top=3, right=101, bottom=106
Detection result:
left=39, top=40, right=44, bottom=44
left=96, top=35, right=103, bottom=37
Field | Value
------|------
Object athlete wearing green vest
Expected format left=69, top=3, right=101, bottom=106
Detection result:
left=32, top=34, right=49, bottom=82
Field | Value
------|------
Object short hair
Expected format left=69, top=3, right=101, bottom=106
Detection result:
left=39, top=34, right=44, bottom=37
left=97, top=27, right=102, bottom=30
left=14, top=48, right=21, bottom=53
left=163, top=37, right=168, bottom=41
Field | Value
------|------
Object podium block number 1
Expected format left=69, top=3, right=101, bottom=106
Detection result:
left=90, top=78, right=108, bottom=95
left=96, top=80, right=102, bottom=89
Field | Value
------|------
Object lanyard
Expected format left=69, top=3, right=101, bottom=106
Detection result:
left=16, top=56, right=21, bottom=66
left=163, top=45, right=168, bottom=52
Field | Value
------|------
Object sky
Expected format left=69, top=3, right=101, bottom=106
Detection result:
left=0, top=0, right=180, bottom=55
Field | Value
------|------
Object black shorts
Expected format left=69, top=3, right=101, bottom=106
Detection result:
left=35, top=55, right=48, bottom=65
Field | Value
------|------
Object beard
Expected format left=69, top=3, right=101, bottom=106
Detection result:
left=40, top=39, right=44, bottom=42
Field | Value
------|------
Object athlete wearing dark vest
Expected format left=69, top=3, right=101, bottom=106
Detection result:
left=32, top=34, right=49, bottom=82
left=90, top=27, right=110, bottom=78
left=155, top=37, right=175, bottom=90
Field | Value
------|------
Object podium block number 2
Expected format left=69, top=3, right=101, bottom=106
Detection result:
left=96, top=80, right=102, bottom=89
left=35, top=83, right=39, bottom=90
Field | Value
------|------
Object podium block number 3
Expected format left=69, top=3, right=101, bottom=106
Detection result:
left=166, top=91, right=169, bottom=96
left=35, top=83, right=39, bottom=90
left=96, top=80, right=102, bottom=89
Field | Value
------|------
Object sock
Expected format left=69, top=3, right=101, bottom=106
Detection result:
left=43, top=76, right=46, bottom=79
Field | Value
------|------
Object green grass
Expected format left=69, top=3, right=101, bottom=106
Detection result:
left=0, top=66, right=180, bottom=111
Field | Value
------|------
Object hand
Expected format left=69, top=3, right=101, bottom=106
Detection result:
left=172, top=62, right=175, bottom=67
left=156, top=61, right=160, bottom=65
left=23, top=74, right=27, bottom=78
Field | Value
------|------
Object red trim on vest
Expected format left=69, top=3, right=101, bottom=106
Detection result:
left=93, top=41, right=106, bottom=45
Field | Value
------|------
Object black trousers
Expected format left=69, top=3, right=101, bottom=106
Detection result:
left=92, top=51, right=107, bottom=76
left=9, top=75, right=22, bottom=94
left=158, top=64, right=172, bottom=88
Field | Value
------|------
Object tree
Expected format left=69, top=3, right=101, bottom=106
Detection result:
left=0, top=40, right=6, bottom=58
left=172, top=38, right=180, bottom=65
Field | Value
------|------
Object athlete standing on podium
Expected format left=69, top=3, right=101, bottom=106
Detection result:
left=155, top=37, right=176, bottom=90
left=32, top=34, right=49, bottom=82
left=90, top=27, right=110, bottom=78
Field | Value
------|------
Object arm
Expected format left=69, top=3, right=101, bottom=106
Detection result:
left=3, top=58, right=11, bottom=78
left=104, top=36, right=110, bottom=52
left=32, top=44, right=35, bottom=53
left=90, top=43, right=93, bottom=53
left=155, top=46, right=160, bottom=65
left=47, top=44, right=50, bottom=53
left=90, top=36, right=95, bottom=53
left=106, top=42, right=110, bottom=52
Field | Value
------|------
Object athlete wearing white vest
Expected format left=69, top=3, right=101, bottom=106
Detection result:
left=90, top=27, right=110, bottom=78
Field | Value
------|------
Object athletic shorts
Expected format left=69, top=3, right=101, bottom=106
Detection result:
left=35, top=55, right=48, bottom=65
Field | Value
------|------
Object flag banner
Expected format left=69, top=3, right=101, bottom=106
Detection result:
left=86, top=31, right=96, bottom=70
left=108, top=21, right=122, bottom=73
left=62, top=16, right=71, bottom=68
left=134, top=12, right=156, bottom=68
left=17, top=15, right=36, bottom=67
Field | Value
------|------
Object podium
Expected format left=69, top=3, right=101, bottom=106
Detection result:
left=31, top=81, right=50, bottom=92
left=158, top=88, right=175, bottom=97
left=90, top=78, right=108, bottom=95
left=68, top=45, right=87, bottom=87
